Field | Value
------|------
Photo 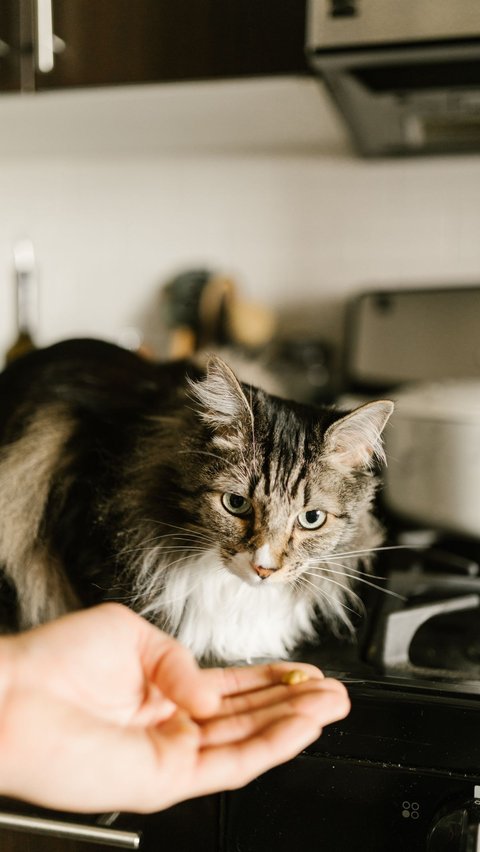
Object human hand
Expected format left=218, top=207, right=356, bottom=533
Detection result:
left=0, top=603, right=350, bottom=813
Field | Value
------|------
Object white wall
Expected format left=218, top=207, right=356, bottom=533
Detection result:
left=1, top=79, right=479, bottom=363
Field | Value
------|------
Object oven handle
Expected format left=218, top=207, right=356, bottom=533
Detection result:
left=0, top=810, right=141, bottom=848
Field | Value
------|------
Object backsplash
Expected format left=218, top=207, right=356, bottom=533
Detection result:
left=1, top=147, right=479, bottom=365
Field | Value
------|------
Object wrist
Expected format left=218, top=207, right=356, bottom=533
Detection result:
left=0, top=636, right=19, bottom=794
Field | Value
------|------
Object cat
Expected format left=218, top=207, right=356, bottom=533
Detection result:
left=0, top=338, right=393, bottom=663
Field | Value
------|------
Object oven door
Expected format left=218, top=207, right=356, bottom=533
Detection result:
left=223, top=754, right=480, bottom=852
left=223, top=681, right=480, bottom=852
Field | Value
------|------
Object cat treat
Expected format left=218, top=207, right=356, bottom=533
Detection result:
left=281, top=670, right=310, bottom=685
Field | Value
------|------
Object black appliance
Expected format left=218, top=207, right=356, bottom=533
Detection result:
left=224, top=539, right=480, bottom=851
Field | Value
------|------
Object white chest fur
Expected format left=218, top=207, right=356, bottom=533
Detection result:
left=140, top=550, right=318, bottom=662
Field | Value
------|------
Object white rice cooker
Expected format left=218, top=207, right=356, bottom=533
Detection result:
left=383, top=380, right=480, bottom=538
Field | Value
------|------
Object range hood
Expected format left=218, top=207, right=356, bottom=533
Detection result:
left=306, top=0, right=480, bottom=156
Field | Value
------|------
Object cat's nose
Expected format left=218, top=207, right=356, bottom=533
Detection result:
left=253, top=564, right=278, bottom=580
left=252, top=544, right=278, bottom=580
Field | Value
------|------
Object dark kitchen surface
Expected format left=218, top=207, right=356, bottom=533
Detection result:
left=224, top=537, right=480, bottom=851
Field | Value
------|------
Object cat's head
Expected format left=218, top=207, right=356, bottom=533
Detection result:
left=183, top=356, right=393, bottom=595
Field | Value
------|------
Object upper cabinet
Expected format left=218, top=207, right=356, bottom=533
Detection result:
left=0, top=2, right=22, bottom=90
left=1, top=0, right=309, bottom=93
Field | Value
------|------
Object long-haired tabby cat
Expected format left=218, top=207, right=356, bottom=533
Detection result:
left=0, top=338, right=393, bottom=662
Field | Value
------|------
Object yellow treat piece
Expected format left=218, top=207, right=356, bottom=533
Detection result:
left=281, top=669, right=310, bottom=685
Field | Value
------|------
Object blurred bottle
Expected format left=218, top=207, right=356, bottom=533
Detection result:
left=5, top=238, right=38, bottom=364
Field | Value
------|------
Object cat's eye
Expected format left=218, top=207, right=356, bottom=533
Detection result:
left=297, top=509, right=327, bottom=530
left=222, top=493, right=252, bottom=516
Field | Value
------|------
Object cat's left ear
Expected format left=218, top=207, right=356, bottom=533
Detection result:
left=189, top=355, right=252, bottom=431
left=323, top=400, right=394, bottom=470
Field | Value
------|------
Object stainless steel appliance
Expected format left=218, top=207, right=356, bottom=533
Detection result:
left=306, top=0, right=480, bottom=156
left=344, top=286, right=480, bottom=390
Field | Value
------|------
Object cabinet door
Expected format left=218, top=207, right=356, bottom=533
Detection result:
left=0, top=1, right=21, bottom=90
left=0, top=0, right=38, bottom=92
left=35, top=0, right=308, bottom=90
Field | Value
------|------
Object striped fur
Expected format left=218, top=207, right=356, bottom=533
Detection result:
left=0, top=406, right=79, bottom=628
left=0, top=340, right=393, bottom=661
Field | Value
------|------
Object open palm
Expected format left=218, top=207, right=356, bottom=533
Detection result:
left=0, top=604, right=349, bottom=813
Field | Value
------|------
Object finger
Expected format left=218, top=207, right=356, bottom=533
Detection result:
left=138, top=622, right=220, bottom=719
left=199, top=661, right=325, bottom=700
left=194, top=705, right=343, bottom=796
left=212, top=675, right=342, bottom=719
left=199, top=680, right=349, bottom=747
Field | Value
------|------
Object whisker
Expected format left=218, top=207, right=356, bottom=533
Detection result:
left=121, top=534, right=209, bottom=553
left=137, top=576, right=207, bottom=609
left=152, top=553, right=207, bottom=570
left=132, top=555, right=211, bottom=606
left=288, top=575, right=305, bottom=597
left=300, top=571, right=365, bottom=613
left=138, top=519, right=216, bottom=543
left=298, top=572, right=358, bottom=606
left=124, top=547, right=210, bottom=560
left=122, top=541, right=210, bottom=553
left=303, top=566, right=406, bottom=601
left=298, top=575, right=361, bottom=619
left=306, top=558, right=387, bottom=579
left=140, top=531, right=215, bottom=542
left=118, top=537, right=214, bottom=557
left=146, top=546, right=209, bottom=553
left=325, top=544, right=410, bottom=560
left=302, top=571, right=362, bottom=604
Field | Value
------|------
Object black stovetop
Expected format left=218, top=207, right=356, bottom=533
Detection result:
left=297, top=536, right=480, bottom=695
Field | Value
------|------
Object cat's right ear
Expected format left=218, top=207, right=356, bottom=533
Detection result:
left=188, top=355, right=253, bottom=432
